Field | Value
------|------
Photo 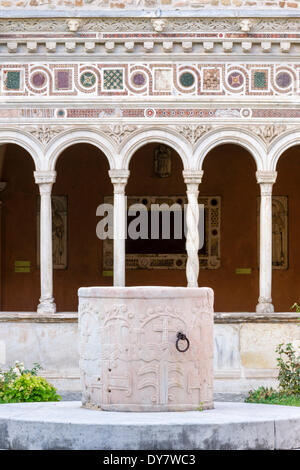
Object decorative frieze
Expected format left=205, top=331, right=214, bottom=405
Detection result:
left=1, top=0, right=300, bottom=11
left=0, top=62, right=299, bottom=98
left=1, top=17, right=300, bottom=34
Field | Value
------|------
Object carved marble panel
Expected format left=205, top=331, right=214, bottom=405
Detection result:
left=103, top=195, right=221, bottom=271
left=78, top=286, right=214, bottom=411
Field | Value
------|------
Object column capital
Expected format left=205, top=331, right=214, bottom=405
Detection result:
left=109, top=169, right=130, bottom=194
left=256, top=171, right=277, bottom=185
left=182, top=170, right=204, bottom=185
left=34, top=171, right=57, bottom=185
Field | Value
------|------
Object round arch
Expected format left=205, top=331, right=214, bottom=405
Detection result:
left=45, top=128, right=117, bottom=171
left=0, top=129, right=42, bottom=170
left=193, top=128, right=266, bottom=171
left=268, top=129, right=300, bottom=171
left=119, top=128, right=192, bottom=170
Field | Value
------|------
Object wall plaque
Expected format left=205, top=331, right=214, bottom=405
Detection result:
left=103, top=195, right=221, bottom=271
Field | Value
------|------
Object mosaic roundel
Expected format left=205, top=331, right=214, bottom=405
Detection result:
left=55, top=108, right=66, bottom=118
left=227, top=71, right=244, bottom=89
left=275, top=71, right=292, bottom=88
left=131, top=72, right=146, bottom=88
left=31, top=71, right=47, bottom=88
left=179, top=72, right=195, bottom=88
left=144, top=107, right=156, bottom=118
left=80, top=71, right=96, bottom=88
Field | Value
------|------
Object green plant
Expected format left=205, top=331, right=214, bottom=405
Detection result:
left=197, top=401, right=204, bottom=411
left=276, top=342, right=300, bottom=395
left=245, top=386, right=300, bottom=406
left=0, top=361, right=61, bottom=403
left=245, top=386, right=278, bottom=403
left=245, top=342, right=300, bottom=406
left=291, top=303, right=300, bottom=313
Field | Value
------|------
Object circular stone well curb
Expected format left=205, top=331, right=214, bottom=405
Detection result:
left=0, top=401, right=300, bottom=450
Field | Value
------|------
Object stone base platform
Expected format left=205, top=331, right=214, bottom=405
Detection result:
left=0, top=401, right=300, bottom=450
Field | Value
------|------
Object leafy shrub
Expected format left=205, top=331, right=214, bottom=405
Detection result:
left=0, top=361, right=61, bottom=403
left=276, top=342, right=300, bottom=395
left=245, top=386, right=300, bottom=406
left=245, top=386, right=278, bottom=403
left=245, top=342, right=300, bottom=405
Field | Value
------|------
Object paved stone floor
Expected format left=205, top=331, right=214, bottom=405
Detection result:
left=0, top=401, right=300, bottom=450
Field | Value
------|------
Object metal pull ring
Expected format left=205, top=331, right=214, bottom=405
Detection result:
left=176, top=332, right=190, bottom=353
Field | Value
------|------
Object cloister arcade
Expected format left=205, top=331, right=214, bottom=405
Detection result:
left=0, top=126, right=298, bottom=314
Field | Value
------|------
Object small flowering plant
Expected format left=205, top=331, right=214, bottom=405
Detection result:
left=0, top=361, right=60, bottom=403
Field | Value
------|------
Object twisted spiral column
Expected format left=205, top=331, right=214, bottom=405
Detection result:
left=183, top=170, right=203, bottom=288
left=109, top=169, right=130, bottom=287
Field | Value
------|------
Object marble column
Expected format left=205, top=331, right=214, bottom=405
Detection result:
left=183, top=170, right=204, bottom=288
left=109, top=169, right=130, bottom=287
left=256, top=171, right=277, bottom=313
left=34, top=171, right=56, bottom=314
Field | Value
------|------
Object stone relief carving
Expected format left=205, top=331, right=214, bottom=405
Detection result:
left=66, top=18, right=81, bottom=32
left=99, top=125, right=138, bottom=145
left=0, top=18, right=300, bottom=33
left=251, top=125, right=287, bottom=144
left=15, top=123, right=292, bottom=153
left=25, top=125, right=64, bottom=145
left=176, top=125, right=212, bottom=145
left=103, top=195, right=221, bottom=271
left=151, top=19, right=167, bottom=32
left=79, top=291, right=214, bottom=411
left=239, top=19, right=253, bottom=32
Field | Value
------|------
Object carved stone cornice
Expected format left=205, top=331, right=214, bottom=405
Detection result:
left=0, top=17, right=300, bottom=34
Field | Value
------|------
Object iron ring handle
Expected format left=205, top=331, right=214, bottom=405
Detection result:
left=176, top=332, right=190, bottom=353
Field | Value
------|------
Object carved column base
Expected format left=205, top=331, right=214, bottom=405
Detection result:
left=256, top=299, right=274, bottom=314
left=37, top=297, right=56, bottom=314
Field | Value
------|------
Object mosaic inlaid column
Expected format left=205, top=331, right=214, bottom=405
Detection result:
left=34, top=171, right=56, bottom=314
left=256, top=171, right=277, bottom=314
left=109, top=169, right=130, bottom=287
left=183, top=170, right=203, bottom=288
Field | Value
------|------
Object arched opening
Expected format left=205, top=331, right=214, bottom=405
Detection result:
left=1, top=143, right=38, bottom=311
left=125, top=142, right=186, bottom=286
left=53, top=143, right=112, bottom=311
left=201, top=143, right=258, bottom=312
left=273, top=145, right=300, bottom=310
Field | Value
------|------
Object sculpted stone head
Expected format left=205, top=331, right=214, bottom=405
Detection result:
left=67, top=19, right=81, bottom=33
left=151, top=19, right=167, bottom=32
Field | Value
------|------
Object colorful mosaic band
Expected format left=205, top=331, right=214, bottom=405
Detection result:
left=1, top=62, right=300, bottom=97
left=0, top=107, right=300, bottom=120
